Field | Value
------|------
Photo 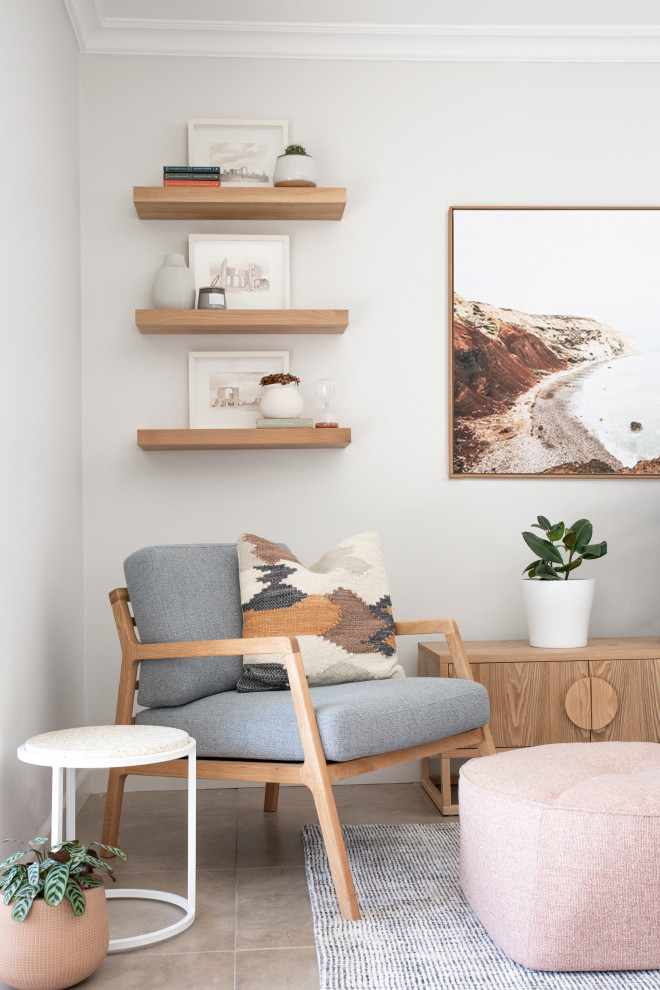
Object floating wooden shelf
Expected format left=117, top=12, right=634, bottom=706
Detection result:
left=133, top=187, right=346, bottom=221
left=137, top=428, right=352, bottom=450
left=135, top=309, right=349, bottom=335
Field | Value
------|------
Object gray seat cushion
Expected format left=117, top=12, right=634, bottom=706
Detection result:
left=135, top=677, right=490, bottom=762
left=125, top=545, right=244, bottom=708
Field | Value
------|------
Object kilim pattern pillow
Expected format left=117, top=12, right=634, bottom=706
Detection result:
left=236, top=531, right=404, bottom=692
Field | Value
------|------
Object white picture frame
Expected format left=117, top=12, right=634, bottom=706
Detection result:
left=189, top=351, right=290, bottom=428
left=189, top=234, right=290, bottom=310
left=187, top=118, right=289, bottom=186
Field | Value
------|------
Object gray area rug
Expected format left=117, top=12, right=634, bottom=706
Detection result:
left=302, top=822, right=660, bottom=990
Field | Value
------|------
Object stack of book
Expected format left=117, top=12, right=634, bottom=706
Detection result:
left=163, top=166, right=221, bottom=187
left=256, top=418, right=314, bottom=429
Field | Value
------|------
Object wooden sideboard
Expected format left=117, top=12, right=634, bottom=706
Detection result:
left=418, top=637, right=660, bottom=814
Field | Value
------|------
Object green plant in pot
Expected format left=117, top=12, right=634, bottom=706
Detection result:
left=521, top=516, right=607, bottom=648
left=0, top=837, right=126, bottom=990
left=273, top=143, right=317, bottom=187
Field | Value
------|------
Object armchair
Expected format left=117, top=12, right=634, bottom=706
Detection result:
left=102, top=544, right=494, bottom=921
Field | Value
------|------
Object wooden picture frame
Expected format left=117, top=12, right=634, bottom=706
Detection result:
left=449, top=207, right=660, bottom=478
left=188, top=118, right=289, bottom=186
left=188, top=350, right=289, bottom=428
left=189, top=234, right=290, bottom=311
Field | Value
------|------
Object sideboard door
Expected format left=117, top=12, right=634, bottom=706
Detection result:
left=589, top=658, right=660, bottom=741
left=472, top=660, right=590, bottom=748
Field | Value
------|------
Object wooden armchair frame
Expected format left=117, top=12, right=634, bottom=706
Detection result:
left=102, top=589, right=494, bottom=921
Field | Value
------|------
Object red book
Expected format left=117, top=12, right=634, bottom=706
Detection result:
left=163, top=179, right=222, bottom=187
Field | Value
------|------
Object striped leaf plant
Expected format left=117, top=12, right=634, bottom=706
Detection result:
left=522, top=516, right=607, bottom=581
left=0, top=837, right=126, bottom=921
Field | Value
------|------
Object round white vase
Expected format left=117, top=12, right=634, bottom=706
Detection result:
left=259, top=383, right=305, bottom=419
left=273, top=154, right=317, bottom=187
left=153, top=254, right=196, bottom=309
left=521, top=578, right=595, bottom=648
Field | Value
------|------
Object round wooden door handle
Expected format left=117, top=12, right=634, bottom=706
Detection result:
left=565, top=677, right=618, bottom=731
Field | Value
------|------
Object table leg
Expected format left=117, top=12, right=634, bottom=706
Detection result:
left=51, top=767, right=64, bottom=847
left=187, top=750, right=196, bottom=914
left=108, top=745, right=197, bottom=951
left=65, top=767, right=76, bottom=840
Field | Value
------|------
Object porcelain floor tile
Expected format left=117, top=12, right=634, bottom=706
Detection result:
left=235, top=867, right=314, bottom=950
left=110, top=868, right=235, bottom=953
left=235, top=947, right=319, bottom=990
left=79, top=786, right=238, bottom=823
left=77, top=950, right=234, bottom=988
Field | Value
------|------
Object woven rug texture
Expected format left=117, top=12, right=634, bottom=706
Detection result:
left=302, top=822, right=660, bottom=990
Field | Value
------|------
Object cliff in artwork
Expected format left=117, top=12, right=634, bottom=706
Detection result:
left=453, top=295, right=640, bottom=421
left=452, top=294, right=644, bottom=475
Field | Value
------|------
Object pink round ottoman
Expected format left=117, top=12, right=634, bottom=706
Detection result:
left=459, top=742, right=660, bottom=972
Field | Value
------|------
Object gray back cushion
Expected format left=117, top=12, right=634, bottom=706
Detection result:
left=125, top=544, right=244, bottom=707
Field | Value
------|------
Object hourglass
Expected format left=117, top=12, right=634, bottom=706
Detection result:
left=314, top=378, right=339, bottom=428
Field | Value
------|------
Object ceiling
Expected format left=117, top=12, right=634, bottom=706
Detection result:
left=64, top=0, right=660, bottom=60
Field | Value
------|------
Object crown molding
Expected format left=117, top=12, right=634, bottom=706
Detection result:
left=63, top=1, right=660, bottom=61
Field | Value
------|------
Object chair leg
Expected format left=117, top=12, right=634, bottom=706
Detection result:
left=308, top=774, right=360, bottom=921
left=477, top=724, right=496, bottom=757
left=101, top=767, right=127, bottom=858
left=264, top=782, right=279, bottom=812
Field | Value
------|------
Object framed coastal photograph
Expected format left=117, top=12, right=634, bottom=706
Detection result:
left=189, top=351, right=289, bottom=428
left=450, top=207, right=660, bottom=478
left=189, top=234, right=290, bottom=310
left=188, top=118, right=288, bottom=185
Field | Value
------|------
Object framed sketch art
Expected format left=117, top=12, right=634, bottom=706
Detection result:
left=450, top=207, right=660, bottom=478
left=188, top=119, right=288, bottom=186
left=189, top=351, right=289, bottom=428
left=189, top=234, right=290, bottom=310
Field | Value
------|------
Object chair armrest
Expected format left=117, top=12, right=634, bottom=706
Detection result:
left=394, top=618, right=474, bottom=682
left=394, top=619, right=458, bottom=637
left=134, top=635, right=299, bottom=661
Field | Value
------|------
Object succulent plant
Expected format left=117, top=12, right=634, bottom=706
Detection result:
left=283, top=144, right=308, bottom=156
left=522, top=516, right=607, bottom=580
left=0, top=837, right=126, bottom=921
left=259, top=373, right=301, bottom=386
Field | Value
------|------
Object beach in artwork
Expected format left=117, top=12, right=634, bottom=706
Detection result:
left=452, top=294, right=660, bottom=475
left=451, top=209, right=660, bottom=477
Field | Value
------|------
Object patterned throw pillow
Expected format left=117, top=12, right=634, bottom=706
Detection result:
left=236, top=531, right=404, bottom=692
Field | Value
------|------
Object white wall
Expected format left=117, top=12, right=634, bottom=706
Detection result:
left=0, top=4, right=83, bottom=833
left=80, top=55, right=660, bottom=785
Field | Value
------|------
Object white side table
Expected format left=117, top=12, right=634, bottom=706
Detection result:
left=17, top=724, right=196, bottom=952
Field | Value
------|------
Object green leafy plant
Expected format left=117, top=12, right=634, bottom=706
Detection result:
left=259, top=372, right=300, bottom=386
left=522, top=516, right=607, bottom=581
left=0, top=838, right=126, bottom=921
left=283, top=144, right=308, bottom=156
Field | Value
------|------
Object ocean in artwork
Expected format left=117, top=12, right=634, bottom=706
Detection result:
left=571, top=353, right=660, bottom=468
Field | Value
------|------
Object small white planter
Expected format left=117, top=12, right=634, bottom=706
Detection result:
left=273, top=154, right=317, bottom=187
left=521, top=578, right=595, bottom=648
left=259, top=382, right=305, bottom=419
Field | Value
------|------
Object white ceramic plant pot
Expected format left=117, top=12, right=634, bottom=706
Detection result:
left=522, top=578, right=595, bottom=648
left=273, top=154, right=317, bottom=187
left=152, top=254, right=196, bottom=309
left=259, top=383, right=305, bottom=419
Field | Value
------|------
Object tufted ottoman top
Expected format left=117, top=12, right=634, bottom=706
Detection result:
left=459, top=741, right=660, bottom=972
left=461, top=740, right=660, bottom=815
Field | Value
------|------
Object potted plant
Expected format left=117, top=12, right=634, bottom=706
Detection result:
left=259, top=372, right=304, bottom=419
left=273, top=144, right=317, bottom=187
left=521, top=516, right=607, bottom=648
left=0, top=836, right=126, bottom=990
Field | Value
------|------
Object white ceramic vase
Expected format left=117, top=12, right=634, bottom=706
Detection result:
left=273, top=154, right=317, bottom=187
left=152, top=254, right=196, bottom=309
left=259, top=383, right=305, bottom=419
left=521, top=578, right=595, bottom=648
